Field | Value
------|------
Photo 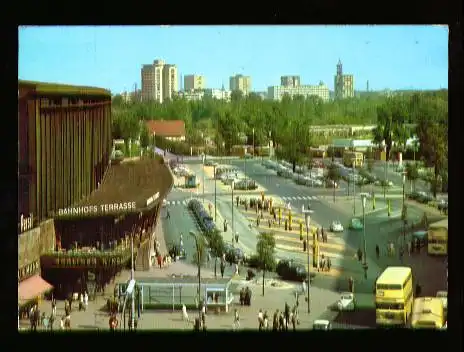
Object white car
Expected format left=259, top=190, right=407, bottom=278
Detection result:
left=436, top=291, right=447, bottom=311
left=337, top=292, right=355, bottom=311
left=313, top=319, right=332, bottom=330
left=330, top=221, right=344, bottom=232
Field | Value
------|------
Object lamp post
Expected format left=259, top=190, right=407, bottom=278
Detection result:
left=189, top=231, right=202, bottom=322
left=130, top=231, right=135, bottom=330
left=302, top=206, right=314, bottom=314
left=352, top=160, right=356, bottom=216
left=361, top=195, right=368, bottom=280
left=231, top=180, right=235, bottom=244
left=402, top=172, right=406, bottom=249
left=214, top=164, right=217, bottom=222
left=252, top=128, right=255, bottom=159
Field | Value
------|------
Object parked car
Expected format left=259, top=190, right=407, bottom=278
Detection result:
left=337, top=292, right=355, bottom=311
left=436, top=291, right=447, bottom=312
left=276, top=259, right=314, bottom=282
left=330, top=221, right=344, bottom=233
left=312, top=320, right=332, bottom=330
left=349, top=218, right=363, bottom=230
left=437, top=200, right=448, bottom=213
left=204, top=160, right=217, bottom=167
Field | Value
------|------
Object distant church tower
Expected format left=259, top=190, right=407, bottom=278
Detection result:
left=334, top=59, right=343, bottom=100
left=337, top=59, right=343, bottom=76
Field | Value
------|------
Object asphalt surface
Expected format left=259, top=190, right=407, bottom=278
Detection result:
left=162, top=158, right=447, bottom=329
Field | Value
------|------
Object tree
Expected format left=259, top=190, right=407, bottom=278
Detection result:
left=256, top=232, right=276, bottom=296
left=405, top=162, right=419, bottom=193
left=326, top=163, right=341, bottom=203
left=139, top=124, right=150, bottom=152
left=207, top=229, right=225, bottom=279
left=191, top=235, right=207, bottom=266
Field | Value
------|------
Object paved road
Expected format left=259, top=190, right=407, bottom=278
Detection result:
left=161, top=159, right=447, bottom=329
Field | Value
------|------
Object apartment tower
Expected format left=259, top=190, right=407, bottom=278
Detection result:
left=141, top=60, right=178, bottom=103
left=184, top=75, right=206, bottom=91
left=229, top=74, right=252, bottom=95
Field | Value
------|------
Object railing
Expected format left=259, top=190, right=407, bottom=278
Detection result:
left=40, top=248, right=131, bottom=269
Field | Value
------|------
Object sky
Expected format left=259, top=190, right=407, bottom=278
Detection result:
left=19, top=25, right=448, bottom=94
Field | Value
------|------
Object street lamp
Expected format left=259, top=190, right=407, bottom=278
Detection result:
left=214, top=164, right=217, bottom=222
left=402, top=172, right=406, bottom=249
left=252, top=128, right=255, bottom=159
left=231, top=180, right=235, bottom=245
left=360, top=195, right=368, bottom=280
left=189, top=231, right=202, bottom=322
left=302, top=206, right=314, bottom=314
left=353, top=160, right=356, bottom=216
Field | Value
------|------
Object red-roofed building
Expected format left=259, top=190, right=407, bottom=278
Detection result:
left=145, top=120, right=186, bottom=142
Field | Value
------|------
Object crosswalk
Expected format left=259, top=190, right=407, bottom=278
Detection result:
left=165, top=200, right=188, bottom=206
left=281, top=195, right=319, bottom=201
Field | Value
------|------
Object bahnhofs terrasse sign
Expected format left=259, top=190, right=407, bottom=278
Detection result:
left=56, top=202, right=137, bottom=217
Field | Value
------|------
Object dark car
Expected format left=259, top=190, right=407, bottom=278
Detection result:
left=276, top=259, right=312, bottom=282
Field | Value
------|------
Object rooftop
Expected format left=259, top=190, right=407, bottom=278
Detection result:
left=18, top=80, right=111, bottom=97
left=377, top=266, right=412, bottom=284
left=145, top=120, right=186, bottom=138
left=54, top=157, right=173, bottom=218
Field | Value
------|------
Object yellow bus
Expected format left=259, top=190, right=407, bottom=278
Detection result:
left=428, top=219, right=448, bottom=255
left=375, top=266, right=414, bottom=327
left=411, top=297, right=444, bottom=329
left=343, top=151, right=364, bottom=168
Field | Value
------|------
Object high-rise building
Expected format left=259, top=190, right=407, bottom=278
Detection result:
left=334, top=60, right=355, bottom=99
left=229, top=74, right=252, bottom=95
left=163, top=64, right=178, bottom=101
left=184, top=75, right=206, bottom=91
left=281, top=76, right=301, bottom=88
left=141, top=60, right=178, bottom=103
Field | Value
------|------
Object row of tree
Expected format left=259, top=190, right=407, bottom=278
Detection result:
left=113, top=89, right=448, bottom=196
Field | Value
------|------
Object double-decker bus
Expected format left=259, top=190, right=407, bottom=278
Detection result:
left=343, top=151, right=364, bottom=168
left=375, top=266, right=414, bottom=327
left=410, top=297, right=445, bottom=329
left=428, top=219, right=448, bottom=255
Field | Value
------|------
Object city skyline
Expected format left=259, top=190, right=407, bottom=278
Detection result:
left=19, top=25, right=448, bottom=94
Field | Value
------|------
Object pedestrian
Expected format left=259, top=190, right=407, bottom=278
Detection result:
left=236, top=196, right=239, bottom=207
left=399, top=246, right=404, bottom=262
left=390, top=242, right=396, bottom=257
left=220, top=260, right=225, bottom=278
left=51, top=298, right=56, bottom=317
left=33, top=305, right=40, bottom=331
left=302, top=280, right=307, bottom=294
left=84, top=291, right=89, bottom=311
left=223, top=219, right=228, bottom=232
left=272, top=310, right=279, bottom=331
left=201, top=305, right=206, bottom=330
left=273, top=211, right=277, bottom=222
left=416, top=238, right=421, bottom=253
left=348, top=276, right=354, bottom=293
left=79, top=293, right=84, bottom=311
left=410, top=240, right=415, bottom=254
left=235, top=233, right=239, bottom=243
left=49, top=313, right=55, bottom=331
left=166, top=209, right=170, bottom=219
left=279, top=312, right=285, bottom=331
left=64, top=301, right=70, bottom=317
left=302, top=239, right=307, bottom=252
left=245, top=287, right=251, bottom=306
left=60, top=316, right=65, bottom=330
left=290, top=310, right=297, bottom=331
left=239, top=288, right=245, bottom=306
left=263, top=310, right=269, bottom=330
left=284, top=302, right=290, bottom=331
left=375, top=244, right=380, bottom=259
left=357, top=248, right=363, bottom=262
left=182, top=304, right=189, bottom=323
left=258, top=309, right=264, bottom=331
left=157, top=254, right=163, bottom=268
left=327, top=257, right=332, bottom=272
left=233, top=309, right=240, bottom=331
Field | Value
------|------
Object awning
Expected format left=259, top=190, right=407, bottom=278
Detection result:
left=18, top=275, right=53, bottom=305
left=53, top=157, right=174, bottom=219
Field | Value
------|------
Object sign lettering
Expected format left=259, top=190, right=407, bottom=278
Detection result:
left=57, top=202, right=137, bottom=217
left=19, top=213, right=34, bottom=233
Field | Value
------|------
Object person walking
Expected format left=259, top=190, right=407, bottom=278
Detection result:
left=258, top=309, right=264, bottom=331
left=79, top=293, right=84, bottom=311
left=407, top=241, right=412, bottom=256
left=327, top=257, right=332, bottom=272
left=51, top=298, right=56, bottom=317
left=399, top=246, right=404, bottom=263
left=272, top=310, right=279, bottom=331
left=166, top=209, right=170, bottom=219
left=263, top=310, right=269, bottom=330
left=357, top=248, right=363, bottom=262
left=284, top=302, right=290, bottom=331
left=375, top=244, right=380, bottom=259
left=233, top=309, right=240, bottom=331
left=84, top=291, right=89, bottom=311
left=239, top=288, right=245, bottom=306
left=302, top=239, right=307, bottom=253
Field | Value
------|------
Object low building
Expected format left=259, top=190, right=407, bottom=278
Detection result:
left=204, top=88, right=231, bottom=101
left=267, top=82, right=329, bottom=102
left=178, top=90, right=204, bottom=101
left=145, top=120, right=186, bottom=142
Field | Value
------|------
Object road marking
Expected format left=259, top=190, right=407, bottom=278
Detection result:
left=274, top=235, right=353, bottom=253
